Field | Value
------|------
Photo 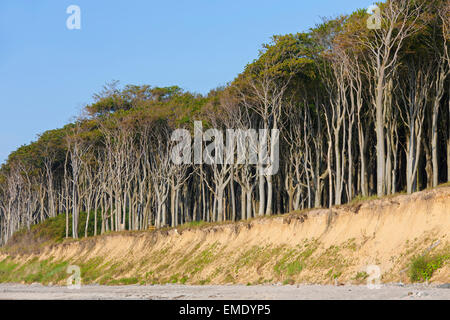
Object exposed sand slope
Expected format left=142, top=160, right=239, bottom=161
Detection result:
left=1, top=186, right=449, bottom=285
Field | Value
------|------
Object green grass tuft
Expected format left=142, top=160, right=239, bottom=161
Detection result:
left=409, top=253, right=449, bottom=282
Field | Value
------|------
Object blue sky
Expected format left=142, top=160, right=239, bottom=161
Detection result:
left=0, top=0, right=372, bottom=164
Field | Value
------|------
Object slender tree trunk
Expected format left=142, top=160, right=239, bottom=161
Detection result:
left=265, top=175, right=272, bottom=215
left=376, top=77, right=386, bottom=197
left=432, top=100, right=440, bottom=187
left=258, top=168, right=265, bottom=216
left=217, top=187, right=224, bottom=222
left=246, top=191, right=252, bottom=220
left=447, top=100, right=450, bottom=182
left=240, top=186, right=246, bottom=220
left=230, top=179, right=236, bottom=221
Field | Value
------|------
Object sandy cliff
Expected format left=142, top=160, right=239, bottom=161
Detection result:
left=1, top=186, right=449, bottom=285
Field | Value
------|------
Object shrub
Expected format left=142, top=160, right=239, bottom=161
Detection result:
left=409, top=254, right=449, bottom=282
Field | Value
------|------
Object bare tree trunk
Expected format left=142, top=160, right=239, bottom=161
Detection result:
left=246, top=191, right=252, bottom=220
left=258, top=168, right=265, bottom=216
left=265, top=175, right=272, bottom=215
left=240, top=186, right=246, bottom=220
left=229, top=177, right=236, bottom=221
left=448, top=99, right=450, bottom=182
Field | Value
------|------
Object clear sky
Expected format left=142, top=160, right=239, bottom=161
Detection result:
left=0, top=0, right=373, bottom=164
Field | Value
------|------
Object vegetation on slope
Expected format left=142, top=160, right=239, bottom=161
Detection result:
left=0, top=0, right=449, bottom=257
left=1, top=186, right=448, bottom=285
left=3, top=212, right=100, bottom=255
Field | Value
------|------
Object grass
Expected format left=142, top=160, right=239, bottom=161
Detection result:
left=353, top=271, right=369, bottom=281
left=78, top=257, right=105, bottom=282
left=347, top=194, right=378, bottom=206
left=285, top=261, right=304, bottom=276
left=409, top=253, right=449, bottom=282
left=0, top=257, right=19, bottom=282
left=273, top=249, right=298, bottom=275
left=176, top=220, right=210, bottom=231
left=272, top=240, right=320, bottom=280
left=1, top=238, right=448, bottom=286
left=186, top=242, right=220, bottom=275
left=224, top=273, right=234, bottom=283
left=1, top=183, right=449, bottom=286
left=326, top=269, right=342, bottom=280
left=109, top=277, right=139, bottom=285
left=179, top=275, right=188, bottom=284
left=0, top=257, right=71, bottom=285
left=0, top=255, right=109, bottom=285
left=429, top=181, right=450, bottom=189
left=2, top=211, right=102, bottom=255
left=282, top=279, right=295, bottom=285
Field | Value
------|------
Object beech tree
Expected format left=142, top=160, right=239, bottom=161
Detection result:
left=0, top=0, right=448, bottom=244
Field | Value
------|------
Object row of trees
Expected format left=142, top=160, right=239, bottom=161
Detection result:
left=1, top=0, right=449, bottom=244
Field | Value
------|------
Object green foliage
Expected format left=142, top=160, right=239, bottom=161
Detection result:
left=409, top=253, right=449, bottom=282
left=3, top=211, right=102, bottom=255
left=79, top=257, right=104, bottom=282
left=285, top=261, right=304, bottom=276
left=1, top=1, right=449, bottom=287
left=169, top=274, right=179, bottom=283
left=177, top=220, right=209, bottom=230
left=353, top=271, right=369, bottom=281
left=0, top=257, right=69, bottom=284
left=179, top=275, right=188, bottom=284
left=282, top=278, right=295, bottom=285
left=188, top=243, right=219, bottom=275
left=109, top=277, right=139, bottom=285
left=0, top=257, right=19, bottom=281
